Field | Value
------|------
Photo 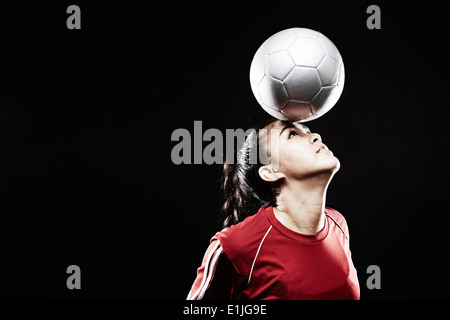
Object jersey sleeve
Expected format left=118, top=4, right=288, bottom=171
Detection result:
left=186, top=239, right=234, bottom=300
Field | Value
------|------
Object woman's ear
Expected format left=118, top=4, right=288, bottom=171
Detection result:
left=258, top=165, right=285, bottom=182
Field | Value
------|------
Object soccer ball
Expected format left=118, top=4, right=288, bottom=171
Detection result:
left=249, top=28, right=344, bottom=122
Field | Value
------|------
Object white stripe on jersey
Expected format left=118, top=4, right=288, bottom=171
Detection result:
left=187, top=240, right=222, bottom=300
left=197, top=246, right=223, bottom=300
left=247, top=225, right=272, bottom=286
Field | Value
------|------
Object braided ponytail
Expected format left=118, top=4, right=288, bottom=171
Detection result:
left=221, top=120, right=283, bottom=228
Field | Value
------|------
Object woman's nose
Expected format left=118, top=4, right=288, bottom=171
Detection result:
left=310, top=133, right=322, bottom=144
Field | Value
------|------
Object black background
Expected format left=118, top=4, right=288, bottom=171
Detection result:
left=0, top=1, right=449, bottom=300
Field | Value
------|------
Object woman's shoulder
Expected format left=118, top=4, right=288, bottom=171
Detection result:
left=325, top=207, right=347, bottom=224
left=211, top=207, right=272, bottom=275
left=214, top=207, right=270, bottom=243
left=325, top=207, right=350, bottom=238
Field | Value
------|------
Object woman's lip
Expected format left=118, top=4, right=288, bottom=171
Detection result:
left=317, top=145, right=332, bottom=154
left=317, top=145, right=329, bottom=153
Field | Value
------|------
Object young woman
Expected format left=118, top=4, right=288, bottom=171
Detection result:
left=187, top=119, right=360, bottom=300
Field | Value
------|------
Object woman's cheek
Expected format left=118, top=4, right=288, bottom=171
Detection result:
left=279, top=149, right=310, bottom=175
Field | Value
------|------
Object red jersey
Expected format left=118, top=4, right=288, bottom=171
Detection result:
left=187, top=206, right=360, bottom=300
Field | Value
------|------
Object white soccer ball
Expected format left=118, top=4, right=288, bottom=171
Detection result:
left=249, top=28, right=344, bottom=122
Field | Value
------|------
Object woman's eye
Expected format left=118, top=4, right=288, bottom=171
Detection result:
left=288, top=130, right=297, bottom=138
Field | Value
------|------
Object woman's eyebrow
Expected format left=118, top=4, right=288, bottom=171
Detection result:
left=279, top=123, right=296, bottom=136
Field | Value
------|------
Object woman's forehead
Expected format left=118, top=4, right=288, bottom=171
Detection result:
left=270, top=120, right=310, bottom=132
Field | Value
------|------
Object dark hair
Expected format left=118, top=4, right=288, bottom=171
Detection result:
left=221, top=119, right=285, bottom=228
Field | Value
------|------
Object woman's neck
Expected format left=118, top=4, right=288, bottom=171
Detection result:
left=274, top=175, right=331, bottom=234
